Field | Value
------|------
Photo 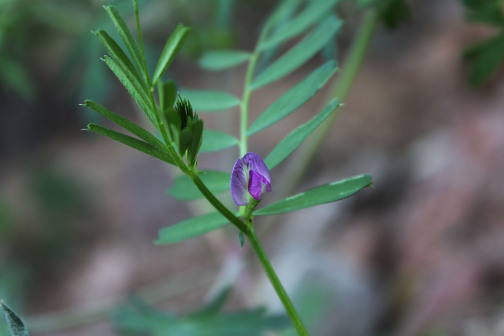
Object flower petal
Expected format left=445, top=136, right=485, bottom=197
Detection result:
left=242, top=152, right=271, bottom=184
left=248, top=170, right=271, bottom=200
left=231, top=158, right=249, bottom=205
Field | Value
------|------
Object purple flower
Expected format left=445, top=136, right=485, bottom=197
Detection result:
left=231, top=152, right=272, bottom=206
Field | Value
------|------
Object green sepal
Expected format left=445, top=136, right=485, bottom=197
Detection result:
left=178, top=123, right=193, bottom=156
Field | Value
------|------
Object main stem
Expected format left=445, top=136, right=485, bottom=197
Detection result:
left=246, top=229, right=309, bottom=336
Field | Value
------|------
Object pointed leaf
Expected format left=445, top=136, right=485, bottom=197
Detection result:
left=199, top=50, right=251, bottom=71
left=180, top=90, right=241, bottom=112
left=259, top=0, right=340, bottom=50
left=248, top=60, right=337, bottom=135
left=262, top=0, right=302, bottom=36
left=252, top=15, right=342, bottom=90
left=84, top=100, right=166, bottom=150
left=264, top=99, right=339, bottom=170
left=254, top=174, right=373, bottom=216
left=152, top=24, right=191, bottom=86
left=155, top=212, right=230, bottom=244
left=86, top=124, right=175, bottom=165
left=200, top=129, right=239, bottom=153
left=94, top=29, right=144, bottom=87
left=1, top=302, right=29, bottom=336
left=159, top=80, right=177, bottom=113
left=104, top=5, right=146, bottom=82
left=103, top=55, right=157, bottom=127
left=168, top=170, right=230, bottom=200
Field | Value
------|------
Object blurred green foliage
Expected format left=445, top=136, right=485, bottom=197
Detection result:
left=112, top=288, right=290, bottom=336
left=462, top=0, right=504, bottom=86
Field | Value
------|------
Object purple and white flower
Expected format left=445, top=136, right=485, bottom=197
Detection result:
left=231, top=152, right=272, bottom=206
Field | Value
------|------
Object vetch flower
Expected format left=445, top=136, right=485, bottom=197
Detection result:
left=231, top=152, right=272, bottom=206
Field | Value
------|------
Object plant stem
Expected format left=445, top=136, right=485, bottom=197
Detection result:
left=239, top=52, right=258, bottom=156
left=246, top=229, right=309, bottom=336
left=271, top=8, right=379, bottom=207
left=188, top=171, right=249, bottom=233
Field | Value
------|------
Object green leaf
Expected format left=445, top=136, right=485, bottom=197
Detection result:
left=104, top=5, right=147, bottom=82
left=1, top=302, right=29, bottom=336
left=152, top=24, right=191, bottom=86
left=252, top=15, right=342, bottom=90
left=180, top=90, right=241, bottom=112
left=199, top=50, right=251, bottom=71
left=86, top=124, right=175, bottom=165
left=248, top=60, right=337, bottom=135
left=254, top=174, right=373, bottom=216
left=200, top=129, right=238, bottom=153
left=83, top=100, right=166, bottom=150
left=102, top=55, right=157, bottom=127
left=463, top=33, right=504, bottom=86
left=262, top=0, right=302, bottom=36
left=264, top=99, right=339, bottom=170
left=94, top=29, right=144, bottom=87
left=259, top=0, right=340, bottom=50
left=155, top=212, right=230, bottom=244
left=168, top=170, right=230, bottom=200
left=463, top=0, right=504, bottom=26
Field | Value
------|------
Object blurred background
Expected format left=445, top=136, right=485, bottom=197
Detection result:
left=1, top=0, right=504, bottom=335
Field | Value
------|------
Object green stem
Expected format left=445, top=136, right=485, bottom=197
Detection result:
left=246, top=229, right=309, bottom=336
left=240, top=51, right=259, bottom=156
left=270, top=8, right=379, bottom=207
left=188, top=171, right=249, bottom=234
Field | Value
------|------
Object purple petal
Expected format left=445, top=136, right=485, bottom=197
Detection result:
left=231, top=158, right=249, bottom=205
left=248, top=170, right=271, bottom=200
left=242, top=152, right=271, bottom=184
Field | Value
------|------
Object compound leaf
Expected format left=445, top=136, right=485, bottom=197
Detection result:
left=252, top=15, right=342, bottom=89
left=248, top=60, right=337, bottom=135
left=259, top=0, right=340, bottom=50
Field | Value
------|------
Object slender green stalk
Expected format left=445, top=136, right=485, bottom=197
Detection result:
left=188, top=170, right=249, bottom=233
left=270, top=8, right=379, bottom=209
left=239, top=51, right=260, bottom=156
left=246, top=229, right=309, bottom=336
